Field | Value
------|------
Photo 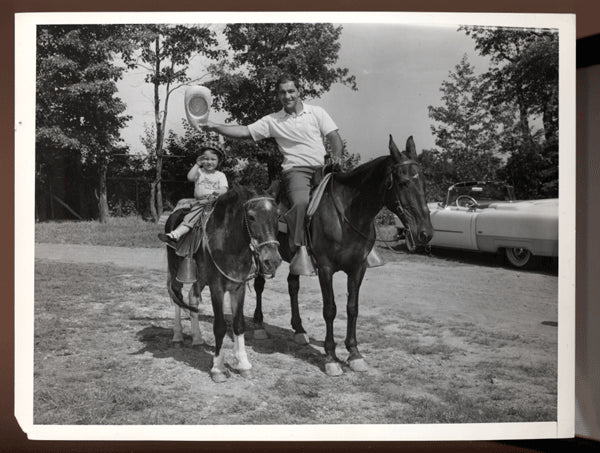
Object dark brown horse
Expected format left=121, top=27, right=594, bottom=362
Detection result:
left=165, top=185, right=281, bottom=382
left=253, top=135, right=433, bottom=376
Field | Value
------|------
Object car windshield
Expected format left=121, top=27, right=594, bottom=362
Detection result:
left=445, top=182, right=515, bottom=206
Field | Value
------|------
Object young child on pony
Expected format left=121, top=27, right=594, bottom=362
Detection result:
left=158, top=146, right=228, bottom=248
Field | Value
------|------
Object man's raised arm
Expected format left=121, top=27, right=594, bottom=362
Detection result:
left=201, top=121, right=252, bottom=139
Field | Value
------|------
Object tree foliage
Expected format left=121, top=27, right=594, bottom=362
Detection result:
left=462, top=26, right=558, bottom=146
left=36, top=25, right=130, bottom=221
left=425, top=27, right=559, bottom=200
left=461, top=26, right=559, bottom=199
left=121, top=24, right=224, bottom=221
left=207, top=23, right=357, bottom=182
left=427, top=55, right=503, bottom=183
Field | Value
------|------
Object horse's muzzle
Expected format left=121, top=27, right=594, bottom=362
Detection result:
left=258, top=247, right=282, bottom=278
left=418, top=230, right=433, bottom=245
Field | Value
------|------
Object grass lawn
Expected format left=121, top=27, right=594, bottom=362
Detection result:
left=35, top=217, right=402, bottom=250
left=35, top=217, right=166, bottom=248
left=34, top=259, right=557, bottom=424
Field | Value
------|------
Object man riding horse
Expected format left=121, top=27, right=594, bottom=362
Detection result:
left=199, top=73, right=343, bottom=275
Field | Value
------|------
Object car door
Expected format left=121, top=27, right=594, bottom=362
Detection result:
left=429, top=206, right=479, bottom=250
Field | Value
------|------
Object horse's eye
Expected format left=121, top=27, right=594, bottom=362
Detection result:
left=247, top=212, right=256, bottom=222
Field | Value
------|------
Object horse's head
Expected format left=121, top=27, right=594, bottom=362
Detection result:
left=384, top=135, right=434, bottom=249
left=243, top=193, right=282, bottom=279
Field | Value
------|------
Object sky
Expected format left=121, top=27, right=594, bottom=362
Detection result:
left=116, top=22, right=492, bottom=162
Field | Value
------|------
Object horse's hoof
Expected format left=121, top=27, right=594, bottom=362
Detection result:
left=239, top=369, right=253, bottom=379
left=325, top=362, right=343, bottom=377
left=172, top=341, right=184, bottom=349
left=210, top=370, right=227, bottom=383
left=253, top=329, right=268, bottom=340
left=348, top=358, right=368, bottom=372
left=294, top=333, right=310, bottom=345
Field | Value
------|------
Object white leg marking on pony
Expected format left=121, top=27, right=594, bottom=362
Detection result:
left=187, top=287, right=204, bottom=346
left=233, top=334, right=252, bottom=371
left=210, top=352, right=227, bottom=383
left=212, top=352, right=226, bottom=373
left=172, top=303, right=184, bottom=344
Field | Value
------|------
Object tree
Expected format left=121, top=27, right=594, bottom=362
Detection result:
left=461, top=26, right=559, bottom=198
left=122, top=24, right=223, bottom=221
left=208, top=23, right=357, bottom=182
left=417, top=149, right=456, bottom=202
left=461, top=26, right=558, bottom=145
left=427, top=55, right=503, bottom=182
left=36, top=25, right=130, bottom=222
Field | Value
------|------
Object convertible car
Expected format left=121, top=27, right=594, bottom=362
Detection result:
left=400, top=181, right=558, bottom=268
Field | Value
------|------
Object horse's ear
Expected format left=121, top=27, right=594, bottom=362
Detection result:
left=266, top=179, right=280, bottom=199
left=405, top=136, right=417, bottom=160
left=389, top=135, right=402, bottom=162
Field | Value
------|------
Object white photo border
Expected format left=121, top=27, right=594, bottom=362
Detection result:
left=15, top=11, right=576, bottom=441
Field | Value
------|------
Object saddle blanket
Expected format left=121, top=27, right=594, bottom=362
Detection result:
left=172, top=198, right=215, bottom=258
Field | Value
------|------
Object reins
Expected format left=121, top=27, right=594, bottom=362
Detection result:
left=203, top=196, right=279, bottom=284
left=328, top=159, right=421, bottom=244
left=328, top=177, right=374, bottom=242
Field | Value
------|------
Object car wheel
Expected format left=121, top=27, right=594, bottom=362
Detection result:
left=504, top=247, right=532, bottom=268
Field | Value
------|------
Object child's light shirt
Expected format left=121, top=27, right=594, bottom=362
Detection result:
left=194, top=167, right=228, bottom=199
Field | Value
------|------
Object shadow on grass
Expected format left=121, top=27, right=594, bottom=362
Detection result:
left=133, top=313, right=325, bottom=374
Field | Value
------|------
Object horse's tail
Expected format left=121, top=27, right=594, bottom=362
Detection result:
left=167, top=271, right=199, bottom=313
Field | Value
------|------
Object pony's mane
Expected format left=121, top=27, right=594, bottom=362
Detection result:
left=217, top=182, right=264, bottom=208
left=335, top=155, right=391, bottom=185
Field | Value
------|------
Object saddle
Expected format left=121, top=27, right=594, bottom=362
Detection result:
left=171, top=198, right=215, bottom=258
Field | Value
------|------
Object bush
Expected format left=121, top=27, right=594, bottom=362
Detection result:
left=376, top=207, right=397, bottom=226
left=109, top=199, right=138, bottom=217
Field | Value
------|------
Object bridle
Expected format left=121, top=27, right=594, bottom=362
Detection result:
left=328, top=159, right=422, bottom=243
left=203, top=196, right=279, bottom=284
left=386, top=159, right=422, bottom=247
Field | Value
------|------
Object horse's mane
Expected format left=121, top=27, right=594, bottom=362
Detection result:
left=335, top=155, right=391, bottom=186
left=218, top=182, right=262, bottom=206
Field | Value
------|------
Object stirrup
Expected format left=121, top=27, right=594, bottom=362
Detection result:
left=366, top=247, right=384, bottom=268
left=289, top=246, right=316, bottom=276
left=177, top=256, right=198, bottom=283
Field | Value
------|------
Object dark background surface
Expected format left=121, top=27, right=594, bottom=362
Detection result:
left=4, top=1, right=598, bottom=451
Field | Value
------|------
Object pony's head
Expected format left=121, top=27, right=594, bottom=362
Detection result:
left=384, top=135, right=433, bottom=250
left=239, top=186, right=282, bottom=278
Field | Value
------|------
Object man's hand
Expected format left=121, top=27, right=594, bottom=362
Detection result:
left=324, top=158, right=342, bottom=174
left=197, top=120, right=214, bottom=132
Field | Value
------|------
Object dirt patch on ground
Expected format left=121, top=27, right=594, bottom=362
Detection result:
left=33, top=243, right=558, bottom=425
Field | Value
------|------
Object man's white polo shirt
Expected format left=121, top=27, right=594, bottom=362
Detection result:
left=247, top=103, right=338, bottom=171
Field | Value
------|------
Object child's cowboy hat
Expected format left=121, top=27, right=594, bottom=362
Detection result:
left=185, top=85, right=211, bottom=128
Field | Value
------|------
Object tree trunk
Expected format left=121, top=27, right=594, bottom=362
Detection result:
left=155, top=154, right=163, bottom=219
left=516, top=89, right=533, bottom=144
left=151, top=35, right=164, bottom=223
left=75, top=156, right=86, bottom=219
left=149, top=182, right=158, bottom=222
left=542, top=88, right=558, bottom=145
left=98, top=162, right=109, bottom=223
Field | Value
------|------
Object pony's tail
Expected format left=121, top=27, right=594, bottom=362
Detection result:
left=166, top=248, right=199, bottom=313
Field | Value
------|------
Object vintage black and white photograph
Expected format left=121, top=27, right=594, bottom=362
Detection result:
left=15, top=12, right=575, bottom=440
